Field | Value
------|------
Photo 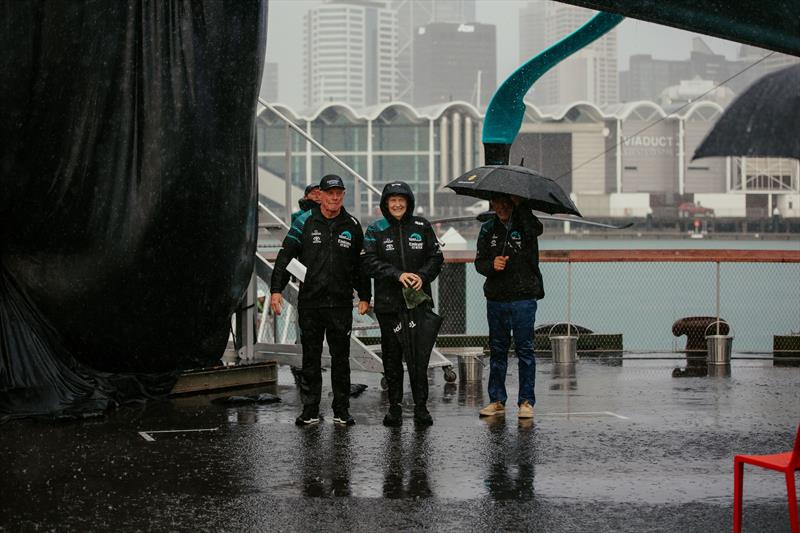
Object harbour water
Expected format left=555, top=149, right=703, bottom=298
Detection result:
left=261, top=236, right=799, bottom=353
left=454, top=239, right=800, bottom=352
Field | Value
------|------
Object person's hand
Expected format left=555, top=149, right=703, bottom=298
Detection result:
left=493, top=256, right=509, bottom=271
left=358, top=300, right=370, bottom=315
left=270, top=293, right=283, bottom=315
left=399, top=272, right=422, bottom=290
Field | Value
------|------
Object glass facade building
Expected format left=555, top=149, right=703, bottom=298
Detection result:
left=256, top=100, right=800, bottom=220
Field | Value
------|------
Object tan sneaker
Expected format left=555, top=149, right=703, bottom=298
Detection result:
left=479, top=401, right=505, bottom=417
left=518, top=400, right=534, bottom=419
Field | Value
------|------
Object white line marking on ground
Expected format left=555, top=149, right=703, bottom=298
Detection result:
left=138, top=428, right=219, bottom=442
left=538, top=411, right=630, bottom=420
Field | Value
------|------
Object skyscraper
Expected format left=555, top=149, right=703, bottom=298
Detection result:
left=413, top=22, right=496, bottom=107
left=618, top=39, right=797, bottom=103
left=303, top=1, right=397, bottom=109
left=392, top=0, right=477, bottom=102
left=518, top=1, right=618, bottom=106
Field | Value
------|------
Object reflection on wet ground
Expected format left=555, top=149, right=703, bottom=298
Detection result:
left=1, top=356, right=798, bottom=531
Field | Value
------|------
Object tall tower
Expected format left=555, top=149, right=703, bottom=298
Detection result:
left=519, top=1, right=618, bottom=106
left=392, top=0, right=477, bottom=102
left=413, top=22, right=496, bottom=107
left=304, top=1, right=398, bottom=109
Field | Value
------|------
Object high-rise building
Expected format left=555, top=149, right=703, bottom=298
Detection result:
left=303, top=1, right=397, bottom=109
left=617, top=38, right=794, bottom=103
left=260, top=62, right=279, bottom=102
left=412, top=22, right=496, bottom=107
left=518, top=1, right=618, bottom=106
left=392, top=0, right=476, bottom=102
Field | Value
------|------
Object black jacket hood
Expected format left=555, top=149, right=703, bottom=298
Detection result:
left=379, top=181, right=415, bottom=223
left=298, top=198, right=318, bottom=212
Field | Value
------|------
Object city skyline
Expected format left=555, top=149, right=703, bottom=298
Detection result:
left=265, top=0, right=746, bottom=109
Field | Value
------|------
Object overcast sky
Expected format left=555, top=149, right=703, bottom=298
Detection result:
left=265, top=0, right=742, bottom=109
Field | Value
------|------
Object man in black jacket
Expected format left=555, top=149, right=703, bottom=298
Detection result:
left=362, top=181, right=443, bottom=426
left=475, top=194, right=544, bottom=420
left=270, top=174, right=371, bottom=426
left=291, top=183, right=320, bottom=225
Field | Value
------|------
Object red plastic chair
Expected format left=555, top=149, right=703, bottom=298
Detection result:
left=734, top=424, right=800, bottom=533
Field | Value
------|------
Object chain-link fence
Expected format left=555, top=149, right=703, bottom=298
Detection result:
left=258, top=249, right=799, bottom=355
left=435, top=251, right=800, bottom=354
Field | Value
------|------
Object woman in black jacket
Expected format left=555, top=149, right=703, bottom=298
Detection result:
left=362, top=181, right=443, bottom=426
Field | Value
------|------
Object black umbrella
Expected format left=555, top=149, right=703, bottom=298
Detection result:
left=694, top=64, right=800, bottom=161
left=394, top=306, right=443, bottom=399
left=446, top=165, right=581, bottom=216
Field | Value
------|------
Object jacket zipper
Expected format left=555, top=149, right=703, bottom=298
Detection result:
left=398, top=222, right=407, bottom=271
left=327, top=218, right=335, bottom=306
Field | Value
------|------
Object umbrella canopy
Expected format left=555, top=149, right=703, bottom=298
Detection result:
left=693, top=64, right=800, bottom=161
left=446, top=165, right=581, bottom=216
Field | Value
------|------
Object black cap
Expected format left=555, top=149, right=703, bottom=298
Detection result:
left=304, top=183, right=320, bottom=196
left=319, top=174, right=346, bottom=190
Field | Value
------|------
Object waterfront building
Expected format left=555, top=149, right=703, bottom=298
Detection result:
left=303, top=0, right=397, bottom=109
left=256, top=100, right=800, bottom=220
left=518, top=1, right=618, bottom=106
left=412, top=22, right=496, bottom=108
left=391, top=0, right=476, bottom=102
left=618, top=39, right=800, bottom=104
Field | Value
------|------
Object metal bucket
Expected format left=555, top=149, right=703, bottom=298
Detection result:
left=458, top=354, right=484, bottom=382
left=549, top=323, right=579, bottom=365
left=705, top=321, right=733, bottom=365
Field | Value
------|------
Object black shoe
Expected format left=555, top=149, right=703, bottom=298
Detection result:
left=414, top=406, right=433, bottom=426
left=295, top=405, right=321, bottom=426
left=382, top=404, right=403, bottom=427
left=332, top=410, right=355, bottom=426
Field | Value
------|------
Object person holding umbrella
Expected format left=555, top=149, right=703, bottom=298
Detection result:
left=270, top=174, right=371, bottom=426
left=475, top=194, right=544, bottom=420
left=362, top=181, right=444, bottom=427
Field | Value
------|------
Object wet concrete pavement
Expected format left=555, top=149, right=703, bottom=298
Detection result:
left=1, top=356, right=798, bottom=532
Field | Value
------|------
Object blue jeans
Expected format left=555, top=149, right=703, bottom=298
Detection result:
left=486, top=299, right=537, bottom=406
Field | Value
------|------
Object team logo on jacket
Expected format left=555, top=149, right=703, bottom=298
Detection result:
left=312, top=229, right=322, bottom=244
left=408, top=232, right=423, bottom=250
left=510, top=230, right=521, bottom=241
left=338, top=230, right=352, bottom=248
left=383, top=237, right=394, bottom=251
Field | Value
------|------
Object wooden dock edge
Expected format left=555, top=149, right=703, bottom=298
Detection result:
left=170, top=360, right=278, bottom=396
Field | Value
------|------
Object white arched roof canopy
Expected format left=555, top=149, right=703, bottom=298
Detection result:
left=363, top=101, right=424, bottom=122
left=256, top=102, right=304, bottom=125
left=676, top=100, right=725, bottom=120
left=305, top=102, right=363, bottom=124
left=416, top=100, right=482, bottom=121
left=535, top=101, right=606, bottom=123
left=604, top=100, right=668, bottom=121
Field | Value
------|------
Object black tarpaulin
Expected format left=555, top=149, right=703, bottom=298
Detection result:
left=0, top=0, right=267, bottom=418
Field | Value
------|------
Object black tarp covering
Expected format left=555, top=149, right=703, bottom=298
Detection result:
left=0, top=1, right=267, bottom=418
left=555, top=1, right=800, bottom=57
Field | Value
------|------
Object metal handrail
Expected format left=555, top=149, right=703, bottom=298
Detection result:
left=258, top=98, right=382, bottom=197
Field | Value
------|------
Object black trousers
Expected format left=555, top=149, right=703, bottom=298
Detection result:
left=298, top=306, right=352, bottom=413
left=377, top=312, right=428, bottom=409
